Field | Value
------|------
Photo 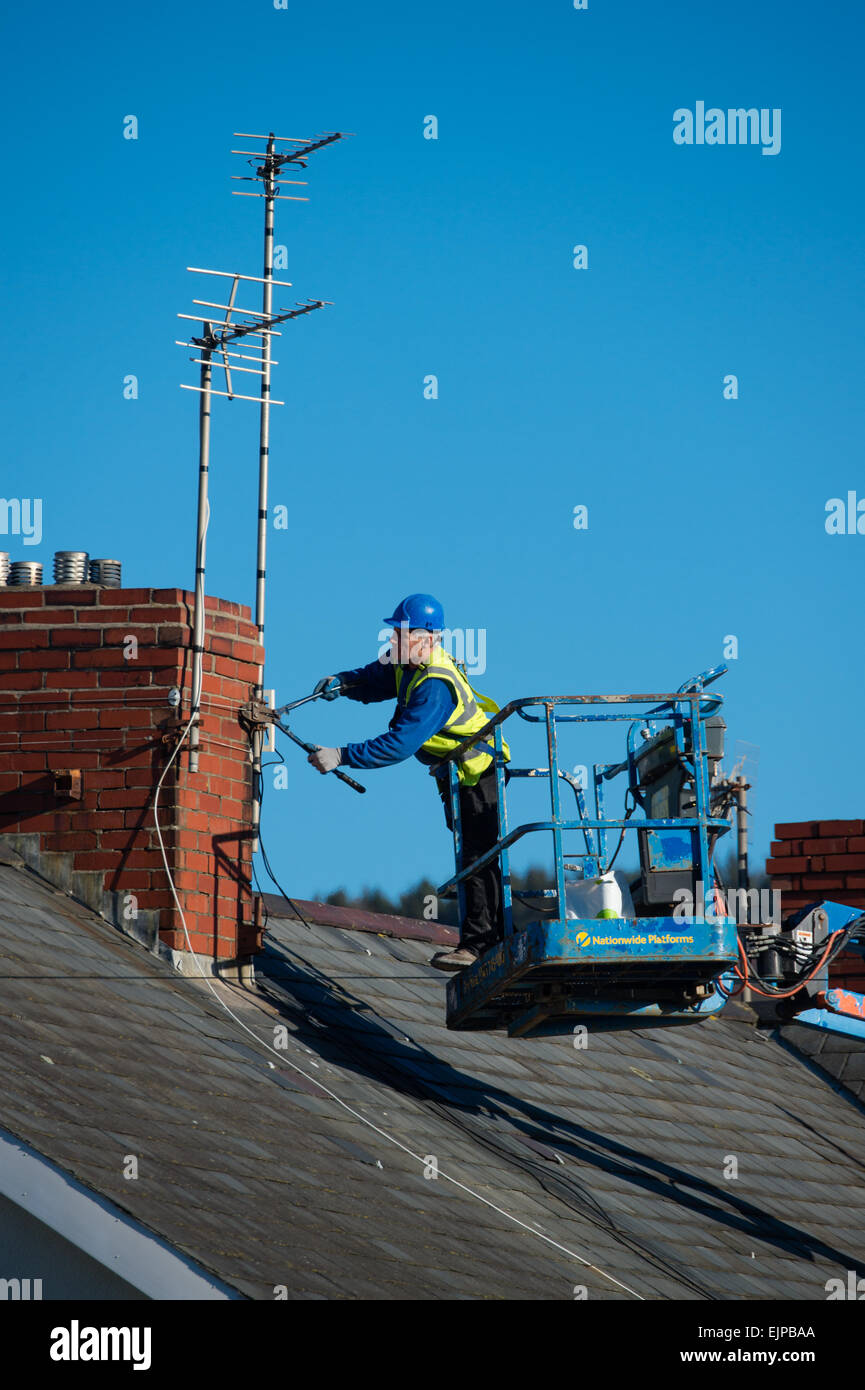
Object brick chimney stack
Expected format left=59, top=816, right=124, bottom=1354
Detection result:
left=0, top=585, right=264, bottom=967
left=766, top=819, right=865, bottom=993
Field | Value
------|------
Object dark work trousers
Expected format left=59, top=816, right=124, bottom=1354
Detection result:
left=436, top=766, right=508, bottom=957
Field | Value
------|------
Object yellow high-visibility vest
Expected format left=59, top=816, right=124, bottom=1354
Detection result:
left=393, top=646, right=510, bottom=787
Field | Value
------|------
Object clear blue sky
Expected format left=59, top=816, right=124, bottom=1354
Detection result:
left=3, top=0, right=863, bottom=901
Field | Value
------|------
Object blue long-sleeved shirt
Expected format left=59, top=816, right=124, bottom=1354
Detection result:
left=334, top=658, right=456, bottom=771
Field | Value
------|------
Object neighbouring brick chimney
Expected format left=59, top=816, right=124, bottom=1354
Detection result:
left=0, top=585, right=264, bottom=967
left=767, top=819, right=865, bottom=992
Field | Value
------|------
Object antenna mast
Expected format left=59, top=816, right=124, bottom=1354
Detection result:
left=177, top=267, right=326, bottom=772
left=231, top=128, right=349, bottom=844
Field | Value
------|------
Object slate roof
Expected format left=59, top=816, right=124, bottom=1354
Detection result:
left=2, top=839, right=865, bottom=1301
left=775, top=1019, right=865, bottom=1108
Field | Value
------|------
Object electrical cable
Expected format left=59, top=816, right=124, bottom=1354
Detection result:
left=0, top=731, right=245, bottom=756
left=251, top=789, right=714, bottom=1298
left=0, top=691, right=245, bottom=711
left=516, top=789, right=637, bottom=920
left=802, top=913, right=864, bottom=971
left=709, top=865, right=749, bottom=999
left=718, top=858, right=865, bottom=998
left=715, top=916, right=857, bottom=1003
left=160, top=667, right=835, bottom=1296
left=264, top=947, right=714, bottom=1299
left=604, top=789, right=636, bottom=874
left=252, top=755, right=320, bottom=932
left=743, top=931, right=843, bottom=1000
left=512, top=888, right=558, bottom=918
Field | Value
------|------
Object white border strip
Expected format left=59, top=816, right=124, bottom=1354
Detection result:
left=0, top=1126, right=239, bottom=1300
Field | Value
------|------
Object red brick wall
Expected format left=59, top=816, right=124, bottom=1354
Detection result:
left=0, top=585, right=263, bottom=961
left=766, top=819, right=865, bottom=991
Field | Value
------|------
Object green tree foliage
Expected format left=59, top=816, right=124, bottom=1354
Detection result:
left=321, top=865, right=568, bottom=929
left=320, top=851, right=771, bottom=925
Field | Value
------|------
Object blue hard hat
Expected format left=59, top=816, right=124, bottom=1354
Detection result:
left=383, top=593, right=444, bottom=631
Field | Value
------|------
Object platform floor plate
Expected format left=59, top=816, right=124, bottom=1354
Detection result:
left=446, top=916, right=738, bottom=1035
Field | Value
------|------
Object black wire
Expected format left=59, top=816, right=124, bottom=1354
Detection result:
left=741, top=911, right=865, bottom=997
left=246, top=732, right=719, bottom=1297
left=512, top=788, right=636, bottom=915
left=815, top=914, right=865, bottom=970
left=713, top=861, right=865, bottom=988
left=765, top=913, right=864, bottom=984
left=263, top=927, right=716, bottom=1299
left=512, top=889, right=558, bottom=918
left=250, top=859, right=270, bottom=934
left=604, top=790, right=636, bottom=874
left=253, top=745, right=319, bottom=933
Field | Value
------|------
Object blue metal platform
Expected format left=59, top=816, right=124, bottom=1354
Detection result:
left=446, top=914, right=737, bottom=1037
left=437, top=667, right=740, bottom=1037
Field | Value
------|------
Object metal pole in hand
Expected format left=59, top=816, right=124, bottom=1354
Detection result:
left=273, top=719, right=366, bottom=794
left=273, top=687, right=338, bottom=718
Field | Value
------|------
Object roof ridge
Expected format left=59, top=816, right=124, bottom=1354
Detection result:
left=258, top=892, right=458, bottom=945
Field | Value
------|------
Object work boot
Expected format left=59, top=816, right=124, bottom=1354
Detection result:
left=430, top=946, right=479, bottom=972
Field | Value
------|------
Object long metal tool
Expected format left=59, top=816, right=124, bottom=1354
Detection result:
left=273, top=691, right=323, bottom=717
left=273, top=719, right=366, bottom=794
left=272, top=682, right=353, bottom=719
